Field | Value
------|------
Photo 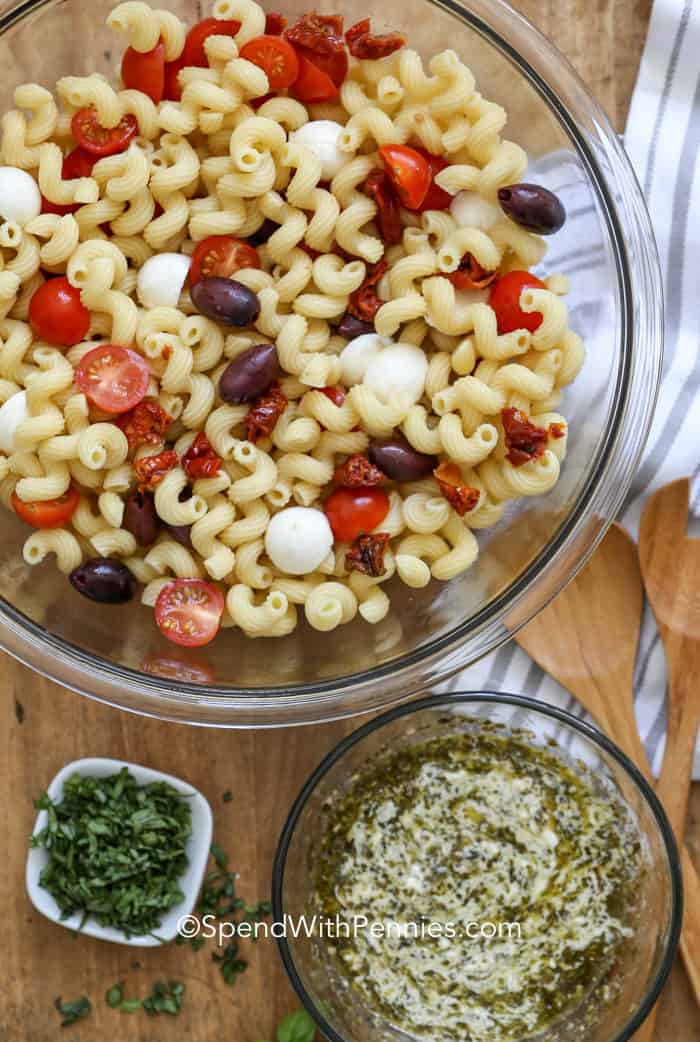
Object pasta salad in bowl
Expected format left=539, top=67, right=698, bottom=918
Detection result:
left=0, top=0, right=660, bottom=722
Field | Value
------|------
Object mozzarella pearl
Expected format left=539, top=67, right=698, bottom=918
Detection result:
left=450, top=191, right=501, bottom=231
left=264, top=507, right=334, bottom=575
left=291, top=120, right=346, bottom=181
left=0, top=168, right=41, bottom=225
left=0, top=390, right=28, bottom=453
left=363, top=344, right=428, bottom=407
left=137, top=253, right=191, bottom=309
left=339, top=333, right=392, bottom=386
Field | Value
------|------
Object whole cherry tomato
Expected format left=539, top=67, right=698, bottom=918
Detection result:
left=239, top=35, right=299, bottom=89
left=121, top=38, right=165, bottom=104
left=29, top=277, right=90, bottom=347
left=412, top=148, right=452, bottom=212
left=379, top=144, right=431, bottom=210
left=155, top=578, right=225, bottom=647
left=489, top=270, right=546, bottom=334
left=71, top=108, right=138, bottom=156
left=189, top=236, right=261, bottom=285
left=291, top=52, right=338, bottom=103
left=75, top=345, right=151, bottom=414
left=11, top=486, right=79, bottom=529
left=324, top=486, right=390, bottom=542
left=181, top=17, right=241, bottom=66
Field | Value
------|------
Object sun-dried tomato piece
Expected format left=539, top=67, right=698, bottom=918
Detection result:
left=134, top=450, right=179, bottom=491
left=334, top=454, right=386, bottom=487
left=116, top=399, right=171, bottom=451
left=346, top=531, right=390, bottom=577
left=434, top=461, right=480, bottom=516
left=245, top=383, right=288, bottom=442
left=448, top=253, right=499, bottom=291
left=348, top=256, right=389, bottom=321
left=182, top=432, right=222, bottom=480
left=502, top=407, right=549, bottom=467
left=549, top=421, right=566, bottom=439
left=285, top=11, right=344, bottom=53
left=265, top=11, right=287, bottom=34
left=363, top=168, right=402, bottom=245
left=345, top=18, right=406, bottom=60
left=321, top=386, right=346, bottom=406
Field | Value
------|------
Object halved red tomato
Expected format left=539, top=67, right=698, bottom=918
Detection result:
left=71, top=108, right=138, bottom=156
left=412, top=148, right=451, bottom=212
left=12, top=486, right=79, bottom=529
left=141, top=652, right=215, bottom=684
left=41, top=149, right=99, bottom=215
left=379, top=144, right=431, bottom=210
left=181, top=17, right=241, bottom=66
left=163, top=58, right=185, bottom=101
left=155, top=578, right=225, bottom=647
left=75, top=345, right=150, bottom=414
left=121, top=39, right=165, bottom=104
left=489, top=271, right=546, bottom=334
left=189, top=236, right=261, bottom=285
left=324, top=486, right=390, bottom=542
left=291, top=52, right=338, bottom=103
left=29, top=277, right=90, bottom=347
left=239, top=35, right=299, bottom=89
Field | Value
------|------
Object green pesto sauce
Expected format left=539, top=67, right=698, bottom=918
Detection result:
left=312, top=729, right=641, bottom=1042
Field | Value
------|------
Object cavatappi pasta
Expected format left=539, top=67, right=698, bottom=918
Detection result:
left=0, top=0, right=580, bottom=645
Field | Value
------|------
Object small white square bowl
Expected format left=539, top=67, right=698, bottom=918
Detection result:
left=26, top=757, right=213, bottom=947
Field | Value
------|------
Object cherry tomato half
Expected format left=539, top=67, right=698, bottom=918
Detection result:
left=12, top=486, right=79, bottom=529
left=75, top=345, right=151, bottom=414
left=29, top=277, right=90, bottom=347
left=379, top=144, right=431, bottom=210
left=181, top=17, right=241, bottom=66
left=324, top=486, right=390, bottom=542
left=291, top=52, right=338, bottom=103
left=71, top=108, right=138, bottom=157
left=155, top=578, right=225, bottom=647
left=141, top=652, right=215, bottom=684
left=239, top=35, right=299, bottom=90
left=41, top=149, right=99, bottom=215
left=189, top=236, right=261, bottom=285
left=413, top=148, right=451, bottom=213
left=163, top=58, right=185, bottom=101
left=121, top=39, right=165, bottom=104
left=489, top=270, right=546, bottom=334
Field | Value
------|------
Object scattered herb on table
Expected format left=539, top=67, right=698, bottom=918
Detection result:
left=31, top=768, right=191, bottom=937
left=222, top=789, right=233, bottom=802
left=142, top=980, right=185, bottom=1016
left=277, top=1010, right=317, bottom=1042
left=105, top=983, right=124, bottom=1008
left=54, top=995, right=91, bottom=1027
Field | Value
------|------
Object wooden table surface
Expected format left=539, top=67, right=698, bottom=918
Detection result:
left=4, top=1, right=699, bottom=1039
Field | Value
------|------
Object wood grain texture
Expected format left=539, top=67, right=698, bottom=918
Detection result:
left=0, top=1, right=677, bottom=1040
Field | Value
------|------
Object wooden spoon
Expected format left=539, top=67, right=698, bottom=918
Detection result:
left=515, top=522, right=700, bottom=1037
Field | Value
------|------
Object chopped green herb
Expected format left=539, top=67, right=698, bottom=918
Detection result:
left=277, top=1009, right=317, bottom=1042
left=212, top=940, right=247, bottom=984
left=142, top=980, right=185, bottom=1016
left=120, top=999, right=143, bottom=1014
left=54, top=996, right=91, bottom=1027
left=211, top=841, right=229, bottom=869
left=130, top=960, right=141, bottom=970
left=222, top=789, right=233, bottom=802
left=105, top=983, right=124, bottom=1008
left=31, top=768, right=191, bottom=937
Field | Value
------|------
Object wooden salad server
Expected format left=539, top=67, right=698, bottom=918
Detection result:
left=515, top=522, right=700, bottom=1036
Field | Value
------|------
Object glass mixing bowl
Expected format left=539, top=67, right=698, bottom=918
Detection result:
left=0, top=0, right=662, bottom=725
left=272, top=693, right=682, bottom=1042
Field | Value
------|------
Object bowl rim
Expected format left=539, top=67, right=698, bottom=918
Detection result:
left=271, top=691, right=683, bottom=1042
left=0, top=0, right=663, bottom=725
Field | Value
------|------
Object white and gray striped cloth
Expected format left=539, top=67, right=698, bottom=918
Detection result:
left=445, top=0, right=700, bottom=777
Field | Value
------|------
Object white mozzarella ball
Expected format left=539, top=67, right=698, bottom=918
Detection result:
left=265, top=507, right=334, bottom=575
left=0, top=167, right=41, bottom=225
left=291, top=120, right=346, bottom=180
left=0, top=390, right=28, bottom=453
left=363, top=344, right=428, bottom=407
left=450, top=190, right=501, bottom=231
left=137, top=253, right=191, bottom=309
left=339, top=334, right=392, bottom=386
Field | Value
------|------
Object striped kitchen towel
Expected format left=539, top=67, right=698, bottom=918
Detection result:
left=445, top=0, right=700, bottom=776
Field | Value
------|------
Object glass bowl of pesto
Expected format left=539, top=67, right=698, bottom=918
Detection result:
left=272, top=692, right=681, bottom=1042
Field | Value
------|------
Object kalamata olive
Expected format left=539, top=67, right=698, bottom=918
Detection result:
left=69, top=558, right=135, bottom=604
left=497, top=183, right=566, bottom=235
left=123, top=491, right=159, bottom=546
left=166, top=523, right=193, bottom=549
left=337, top=311, right=374, bottom=339
left=368, top=438, right=437, bottom=481
left=219, top=343, right=280, bottom=403
left=248, top=218, right=277, bottom=246
left=190, top=276, right=261, bottom=327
